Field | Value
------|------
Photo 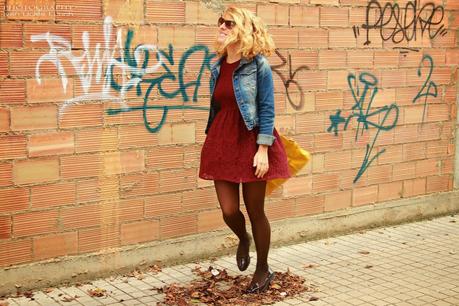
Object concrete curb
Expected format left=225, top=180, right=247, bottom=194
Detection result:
left=1, top=190, right=458, bottom=296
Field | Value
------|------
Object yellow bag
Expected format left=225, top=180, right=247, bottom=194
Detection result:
left=266, top=134, right=311, bottom=196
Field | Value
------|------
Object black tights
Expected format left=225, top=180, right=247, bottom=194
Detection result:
left=214, top=180, right=271, bottom=285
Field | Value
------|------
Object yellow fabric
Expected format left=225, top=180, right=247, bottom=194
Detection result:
left=266, top=134, right=311, bottom=196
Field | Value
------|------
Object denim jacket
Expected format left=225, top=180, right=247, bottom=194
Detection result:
left=205, top=54, right=276, bottom=146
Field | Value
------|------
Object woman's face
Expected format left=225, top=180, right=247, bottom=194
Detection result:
left=217, top=13, right=236, bottom=44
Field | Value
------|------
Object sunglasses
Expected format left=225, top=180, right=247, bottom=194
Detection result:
left=218, top=16, right=236, bottom=29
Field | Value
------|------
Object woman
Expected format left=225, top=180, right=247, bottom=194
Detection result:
left=199, top=6, right=290, bottom=293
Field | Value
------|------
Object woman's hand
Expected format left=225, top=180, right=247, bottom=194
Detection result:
left=253, top=145, right=269, bottom=178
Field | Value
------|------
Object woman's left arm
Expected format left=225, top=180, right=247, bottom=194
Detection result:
left=253, top=57, right=276, bottom=178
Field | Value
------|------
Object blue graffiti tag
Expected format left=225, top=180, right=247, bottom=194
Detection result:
left=107, top=29, right=216, bottom=133
left=327, top=72, right=399, bottom=183
left=412, top=54, right=437, bottom=123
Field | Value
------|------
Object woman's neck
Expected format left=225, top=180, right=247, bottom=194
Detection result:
left=226, top=44, right=241, bottom=64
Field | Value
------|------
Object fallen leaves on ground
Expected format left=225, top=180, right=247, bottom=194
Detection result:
left=0, top=300, right=9, bottom=306
left=158, top=266, right=318, bottom=305
left=61, top=295, right=79, bottom=302
left=358, top=251, right=370, bottom=255
left=87, top=288, right=107, bottom=297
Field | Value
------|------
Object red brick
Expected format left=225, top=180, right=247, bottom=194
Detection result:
left=378, top=181, right=402, bottom=202
left=294, top=194, right=324, bottom=216
left=0, top=215, right=11, bottom=239
left=104, top=0, right=144, bottom=24
left=374, top=51, right=400, bottom=68
left=78, top=225, right=119, bottom=253
left=10, top=105, right=57, bottom=131
left=431, top=31, right=456, bottom=48
left=0, top=239, right=32, bottom=266
left=393, top=125, right=419, bottom=144
left=182, top=188, right=218, bottom=212
left=417, top=123, right=441, bottom=142
left=59, top=104, right=103, bottom=128
left=283, top=175, right=312, bottom=197
left=378, top=145, right=403, bottom=165
left=197, top=209, right=225, bottom=233
left=324, top=151, right=352, bottom=172
left=158, top=26, right=195, bottom=49
left=426, top=141, right=449, bottom=159
left=120, top=172, right=160, bottom=198
left=266, top=198, right=295, bottom=221
left=342, top=130, right=371, bottom=150
left=121, top=220, right=159, bottom=245
left=392, top=161, right=416, bottom=181
left=403, top=105, right=426, bottom=124
left=159, top=168, right=196, bottom=193
left=0, top=135, right=27, bottom=160
left=185, top=1, right=219, bottom=25
left=327, top=70, right=350, bottom=90
left=347, top=50, right=374, bottom=69
left=0, top=162, right=12, bottom=187
left=367, top=164, right=392, bottom=185
left=103, top=151, right=145, bottom=175
left=270, top=27, right=298, bottom=49
left=28, top=132, right=74, bottom=157
left=76, top=178, right=99, bottom=204
left=314, top=133, right=342, bottom=153
left=0, top=51, right=8, bottom=75
left=258, top=4, right=289, bottom=26
left=31, top=181, right=76, bottom=209
left=160, top=214, right=197, bottom=239
left=146, top=0, right=185, bottom=23
left=340, top=169, right=368, bottom=189
left=315, top=91, right=343, bottom=111
left=9, top=50, right=66, bottom=77
left=403, top=178, right=426, bottom=197
left=353, top=185, right=378, bottom=206
left=325, top=190, right=351, bottom=212
left=380, top=70, right=406, bottom=88
left=441, top=158, right=454, bottom=175
left=14, top=158, right=59, bottom=185
left=118, top=125, right=159, bottom=149
left=426, top=104, right=450, bottom=122
left=55, top=0, right=102, bottom=21
left=312, top=173, right=339, bottom=193
left=0, top=23, right=22, bottom=47
left=145, top=193, right=182, bottom=218
left=61, top=203, right=104, bottom=230
left=288, top=50, right=318, bottom=71
left=320, top=7, right=348, bottom=27
left=0, top=79, right=26, bottom=104
left=329, top=29, right=356, bottom=48
left=296, top=112, right=324, bottom=134
left=446, top=49, right=459, bottom=66
left=416, top=159, right=440, bottom=177
left=290, top=6, right=319, bottom=27
left=0, top=187, right=29, bottom=213
left=25, top=23, right=71, bottom=48
left=61, top=153, right=103, bottom=179
left=33, top=232, right=78, bottom=260
left=13, top=210, right=58, bottom=237
left=403, top=142, right=426, bottom=161
left=299, top=29, right=328, bottom=49
left=27, top=78, right=73, bottom=103
left=75, top=128, right=118, bottom=153
left=399, top=52, right=423, bottom=68
left=319, top=50, right=346, bottom=70
left=426, top=175, right=451, bottom=193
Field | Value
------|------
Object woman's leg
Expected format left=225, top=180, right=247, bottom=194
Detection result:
left=214, top=180, right=251, bottom=256
left=242, top=181, right=271, bottom=285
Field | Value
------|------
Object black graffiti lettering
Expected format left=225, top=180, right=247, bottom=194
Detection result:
left=270, top=50, right=309, bottom=111
left=358, top=0, right=447, bottom=46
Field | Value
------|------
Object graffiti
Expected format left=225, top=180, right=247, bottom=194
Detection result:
left=32, top=16, right=163, bottom=116
left=327, top=72, right=399, bottom=183
left=107, top=39, right=215, bottom=133
left=32, top=16, right=213, bottom=133
left=412, top=54, right=437, bottom=123
left=353, top=0, right=447, bottom=46
left=271, top=50, right=309, bottom=111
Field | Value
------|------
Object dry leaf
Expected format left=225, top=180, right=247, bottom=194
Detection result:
left=87, top=288, right=107, bottom=297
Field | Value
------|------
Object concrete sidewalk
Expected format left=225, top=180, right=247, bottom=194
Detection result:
left=3, top=215, right=458, bottom=306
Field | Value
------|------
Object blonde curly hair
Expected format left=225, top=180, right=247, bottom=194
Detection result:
left=215, top=6, right=275, bottom=59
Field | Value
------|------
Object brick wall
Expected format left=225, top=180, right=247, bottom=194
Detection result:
left=0, top=0, right=457, bottom=267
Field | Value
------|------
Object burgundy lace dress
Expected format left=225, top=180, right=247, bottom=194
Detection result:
left=199, top=59, right=290, bottom=183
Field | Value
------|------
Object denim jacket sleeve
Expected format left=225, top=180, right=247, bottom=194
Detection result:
left=256, top=56, right=276, bottom=146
